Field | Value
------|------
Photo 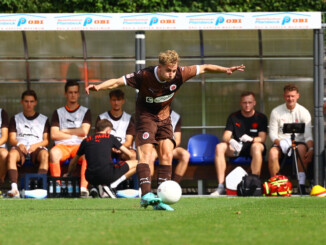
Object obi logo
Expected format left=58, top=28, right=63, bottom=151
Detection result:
left=83, top=17, right=93, bottom=26
left=149, top=16, right=175, bottom=26
left=215, top=16, right=225, bottom=25
left=282, top=16, right=291, bottom=25
left=17, top=18, right=27, bottom=27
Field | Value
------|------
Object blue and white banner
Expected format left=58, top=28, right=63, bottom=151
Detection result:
left=0, top=12, right=321, bottom=31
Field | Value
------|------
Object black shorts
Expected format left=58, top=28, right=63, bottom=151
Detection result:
left=85, top=161, right=130, bottom=186
left=239, top=142, right=266, bottom=157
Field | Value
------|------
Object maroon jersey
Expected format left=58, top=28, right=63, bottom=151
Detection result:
left=124, top=65, right=198, bottom=120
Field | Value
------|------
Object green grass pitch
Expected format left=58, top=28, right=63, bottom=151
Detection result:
left=0, top=197, right=325, bottom=245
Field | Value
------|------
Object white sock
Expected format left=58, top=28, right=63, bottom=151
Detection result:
left=110, top=175, right=127, bottom=189
left=298, top=172, right=306, bottom=185
left=11, top=183, right=18, bottom=191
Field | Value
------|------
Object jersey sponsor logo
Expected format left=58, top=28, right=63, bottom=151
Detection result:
left=250, top=129, right=258, bottom=133
left=235, top=122, right=241, bottom=128
left=170, top=84, right=177, bottom=91
left=142, top=132, right=150, bottom=140
left=145, top=93, right=174, bottom=104
left=19, top=124, right=40, bottom=139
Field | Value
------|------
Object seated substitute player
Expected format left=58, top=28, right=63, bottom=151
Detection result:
left=149, top=110, right=189, bottom=185
left=96, top=89, right=137, bottom=161
left=49, top=80, right=91, bottom=197
left=0, top=108, right=9, bottom=195
left=86, top=49, right=245, bottom=210
left=64, top=119, right=137, bottom=198
left=268, top=83, right=313, bottom=193
left=211, top=91, right=267, bottom=196
left=7, top=90, right=50, bottom=198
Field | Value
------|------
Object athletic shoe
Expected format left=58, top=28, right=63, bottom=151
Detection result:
left=98, top=185, right=108, bottom=198
left=90, top=187, right=99, bottom=198
left=210, top=187, right=226, bottom=197
left=310, top=185, right=326, bottom=197
left=116, top=189, right=140, bottom=198
left=140, top=192, right=161, bottom=208
left=7, top=189, right=20, bottom=198
left=102, top=185, right=117, bottom=199
left=80, top=187, right=89, bottom=198
left=153, top=202, right=174, bottom=211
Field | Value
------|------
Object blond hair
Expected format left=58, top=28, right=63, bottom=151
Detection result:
left=158, top=50, right=179, bottom=66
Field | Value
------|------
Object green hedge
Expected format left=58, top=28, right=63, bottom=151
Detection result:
left=0, top=0, right=325, bottom=13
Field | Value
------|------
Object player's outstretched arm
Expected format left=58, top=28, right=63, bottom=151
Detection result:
left=85, top=77, right=125, bottom=95
left=199, top=64, right=245, bottom=75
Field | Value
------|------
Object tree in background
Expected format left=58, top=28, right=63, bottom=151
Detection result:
left=0, top=0, right=325, bottom=13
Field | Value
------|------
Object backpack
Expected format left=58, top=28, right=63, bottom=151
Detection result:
left=237, top=174, right=262, bottom=196
left=263, top=175, right=292, bottom=197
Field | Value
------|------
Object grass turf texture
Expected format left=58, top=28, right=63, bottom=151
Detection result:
left=0, top=197, right=325, bottom=245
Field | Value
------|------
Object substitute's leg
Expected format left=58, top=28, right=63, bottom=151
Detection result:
left=172, top=147, right=190, bottom=183
left=250, top=142, right=264, bottom=176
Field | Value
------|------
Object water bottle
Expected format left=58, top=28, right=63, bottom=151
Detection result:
left=56, top=181, right=61, bottom=197
left=67, top=181, right=73, bottom=197
left=61, top=180, right=66, bottom=197
left=49, top=180, right=54, bottom=196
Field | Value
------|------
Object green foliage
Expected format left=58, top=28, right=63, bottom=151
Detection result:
left=0, top=0, right=325, bottom=13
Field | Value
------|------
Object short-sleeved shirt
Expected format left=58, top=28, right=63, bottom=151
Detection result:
left=225, top=110, right=268, bottom=141
left=0, top=108, right=9, bottom=148
left=124, top=65, right=198, bottom=121
left=77, top=133, right=122, bottom=179
left=51, top=105, right=91, bottom=145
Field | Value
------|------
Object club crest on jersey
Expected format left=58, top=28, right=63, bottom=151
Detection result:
left=252, top=122, right=258, bottom=129
left=170, top=84, right=177, bottom=91
left=142, top=132, right=150, bottom=140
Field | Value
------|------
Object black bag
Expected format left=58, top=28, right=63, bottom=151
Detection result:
left=237, top=174, right=262, bottom=196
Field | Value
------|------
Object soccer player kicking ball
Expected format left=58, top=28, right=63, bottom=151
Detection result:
left=86, top=50, right=245, bottom=211
left=64, top=119, right=137, bottom=197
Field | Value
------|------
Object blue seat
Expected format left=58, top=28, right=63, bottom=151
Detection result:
left=187, top=134, right=219, bottom=165
left=229, top=156, right=252, bottom=165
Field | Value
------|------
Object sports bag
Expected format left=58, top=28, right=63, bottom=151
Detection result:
left=263, top=175, right=292, bottom=197
left=237, top=174, right=262, bottom=196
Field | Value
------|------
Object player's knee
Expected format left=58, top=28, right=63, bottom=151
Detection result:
left=0, top=149, right=8, bottom=159
left=182, top=150, right=190, bottom=162
left=161, top=151, right=173, bottom=162
left=268, top=147, right=279, bottom=160
left=49, top=148, right=61, bottom=162
left=216, top=143, right=227, bottom=155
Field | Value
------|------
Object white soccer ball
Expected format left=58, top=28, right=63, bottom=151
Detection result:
left=157, top=180, right=182, bottom=204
